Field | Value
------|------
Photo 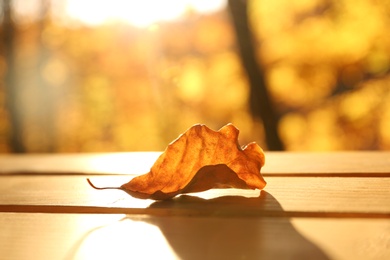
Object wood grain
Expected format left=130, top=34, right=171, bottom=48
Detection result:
left=1, top=213, right=389, bottom=260
left=1, top=175, right=389, bottom=216
left=0, top=213, right=390, bottom=259
left=1, top=152, right=389, bottom=176
left=1, top=152, right=389, bottom=260
left=0, top=152, right=160, bottom=175
left=263, top=152, right=390, bottom=176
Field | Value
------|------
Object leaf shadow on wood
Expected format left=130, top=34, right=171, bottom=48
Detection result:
left=141, top=191, right=330, bottom=260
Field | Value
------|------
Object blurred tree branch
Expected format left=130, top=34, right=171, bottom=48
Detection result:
left=228, top=0, right=284, bottom=150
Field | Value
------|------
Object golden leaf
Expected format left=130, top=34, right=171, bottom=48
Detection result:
left=88, top=124, right=266, bottom=200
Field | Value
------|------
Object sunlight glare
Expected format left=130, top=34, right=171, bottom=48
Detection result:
left=66, top=0, right=226, bottom=27
left=86, top=152, right=160, bottom=174
left=76, top=216, right=176, bottom=259
left=11, top=0, right=42, bottom=23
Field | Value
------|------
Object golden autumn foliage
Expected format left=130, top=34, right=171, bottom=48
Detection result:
left=1, top=0, right=390, bottom=152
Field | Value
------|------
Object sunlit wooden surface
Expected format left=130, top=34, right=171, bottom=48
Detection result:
left=1, top=152, right=390, bottom=260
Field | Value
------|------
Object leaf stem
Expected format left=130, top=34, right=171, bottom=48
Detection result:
left=86, top=178, right=120, bottom=190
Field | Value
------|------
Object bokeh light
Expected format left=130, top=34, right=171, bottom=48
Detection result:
left=1, top=0, right=390, bottom=152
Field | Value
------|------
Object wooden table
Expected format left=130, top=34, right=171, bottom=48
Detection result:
left=1, top=152, right=389, bottom=260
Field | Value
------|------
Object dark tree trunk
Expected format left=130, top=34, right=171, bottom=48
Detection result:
left=228, top=0, right=284, bottom=150
left=3, top=0, right=26, bottom=152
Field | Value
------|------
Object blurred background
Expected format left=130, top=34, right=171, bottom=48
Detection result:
left=0, top=0, right=389, bottom=153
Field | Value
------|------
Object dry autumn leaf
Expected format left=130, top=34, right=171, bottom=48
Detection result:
left=88, top=124, right=266, bottom=200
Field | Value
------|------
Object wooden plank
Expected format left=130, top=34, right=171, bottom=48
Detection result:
left=1, top=152, right=389, bottom=260
left=1, top=213, right=389, bottom=260
left=264, top=176, right=390, bottom=215
left=1, top=152, right=389, bottom=176
left=0, top=152, right=160, bottom=175
left=291, top=218, right=390, bottom=260
left=263, top=152, right=390, bottom=176
left=1, top=176, right=389, bottom=215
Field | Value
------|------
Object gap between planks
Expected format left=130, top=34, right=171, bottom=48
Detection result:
left=1, top=205, right=389, bottom=219
left=1, top=172, right=390, bottom=177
